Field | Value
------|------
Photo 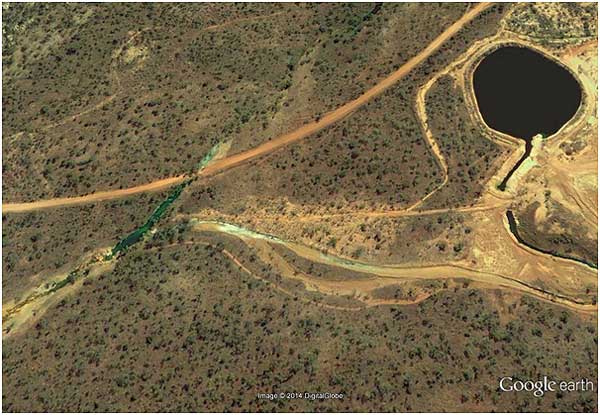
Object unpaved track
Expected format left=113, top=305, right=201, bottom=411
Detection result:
left=193, top=220, right=597, bottom=314
left=203, top=11, right=286, bottom=32
left=3, top=175, right=186, bottom=213
left=3, top=3, right=491, bottom=214
left=405, top=64, right=450, bottom=211
left=200, top=3, right=492, bottom=177
left=296, top=201, right=509, bottom=221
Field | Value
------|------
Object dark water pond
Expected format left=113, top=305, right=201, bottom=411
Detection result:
left=473, top=46, right=582, bottom=139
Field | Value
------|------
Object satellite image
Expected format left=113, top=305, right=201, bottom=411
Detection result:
left=2, top=2, right=598, bottom=412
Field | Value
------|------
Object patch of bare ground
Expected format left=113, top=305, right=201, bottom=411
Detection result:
left=512, top=200, right=597, bottom=268
left=504, top=37, right=597, bottom=270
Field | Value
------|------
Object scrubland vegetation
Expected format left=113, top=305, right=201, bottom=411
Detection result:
left=3, top=3, right=506, bottom=202
left=2, top=230, right=596, bottom=412
left=2, top=190, right=170, bottom=302
left=505, top=3, right=597, bottom=40
left=3, top=4, right=596, bottom=413
left=422, top=75, right=508, bottom=209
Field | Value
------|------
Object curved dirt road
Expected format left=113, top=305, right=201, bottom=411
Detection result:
left=3, top=3, right=492, bottom=214
left=193, top=220, right=597, bottom=314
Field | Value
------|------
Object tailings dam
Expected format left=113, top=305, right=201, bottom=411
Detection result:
left=473, top=45, right=582, bottom=189
left=473, top=45, right=582, bottom=139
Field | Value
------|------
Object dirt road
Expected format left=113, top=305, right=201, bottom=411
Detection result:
left=193, top=220, right=597, bottom=314
left=296, top=201, right=509, bottom=221
left=3, top=3, right=491, bottom=214
left=200, top=3, right=491, bottom=176
left=3, top=175, right=186, bottom=213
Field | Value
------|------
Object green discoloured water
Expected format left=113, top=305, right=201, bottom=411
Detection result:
left=193, top=220, right=397, bottom=276
left=46, top=266, right=91, bottom=294
left=105, top=180, right=191, bottom=259
left=106, top=143, right=224, bottom=259
left=195, top=220, right=284, bottom=243
left=196, top=143, right=219, bottom=171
